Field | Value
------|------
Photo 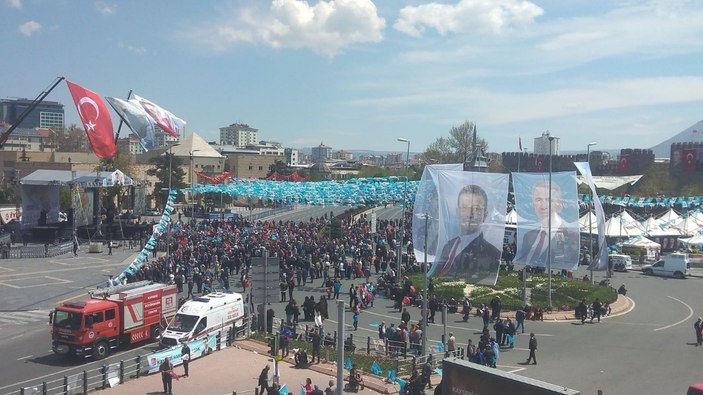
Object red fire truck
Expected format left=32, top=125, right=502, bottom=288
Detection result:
left=50, top=281, right=178, bottom=359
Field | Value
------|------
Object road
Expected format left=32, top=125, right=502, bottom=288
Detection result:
left=2, top=207, right=701, bottom=395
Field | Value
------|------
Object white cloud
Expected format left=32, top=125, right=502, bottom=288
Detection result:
left=95, top=1, right=116, bottom=15
left=394, top=0, right=543, bottom=37
left=18, top=21, right=41, bottom=37
left=118, top=42, right=146, bottom=54
left=5, top=0, right=21, bottom=9
left=188, top=0, right=386, bottom=57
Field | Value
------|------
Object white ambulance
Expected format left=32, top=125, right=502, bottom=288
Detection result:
left=160, top=292, right=246, bottom=347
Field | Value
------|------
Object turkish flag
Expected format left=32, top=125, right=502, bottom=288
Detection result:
left=683, top=149, right=696, bottom=172
left=536, top=158, right=545, bottom=172
left=619, top=154, right=629, bottom=175
left=66, top=80, right=116, bottom=158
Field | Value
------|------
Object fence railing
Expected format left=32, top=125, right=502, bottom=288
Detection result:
left=2, top=324, right=248, bottom=395
left=7, top=242, right=73, bottom=259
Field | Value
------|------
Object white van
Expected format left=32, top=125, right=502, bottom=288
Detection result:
left=641, top=253, right=690, bottom=279
left=160, top=292, right=245, bottom=347
left=609, top=254, right=633, bottom=272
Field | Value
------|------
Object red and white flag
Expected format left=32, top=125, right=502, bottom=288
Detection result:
left=132, top=94, right=186, bottom=137
left=65, top=80, right=116, bottom=158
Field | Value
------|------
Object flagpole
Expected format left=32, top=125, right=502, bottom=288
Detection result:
left=113, top=90, right=133, bottom=144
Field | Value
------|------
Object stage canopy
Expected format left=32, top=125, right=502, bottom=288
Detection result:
left=21, top=169, right=135, bottom=188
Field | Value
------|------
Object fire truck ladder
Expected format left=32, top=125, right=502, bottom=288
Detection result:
left=89, top=280, right=153, bottom=298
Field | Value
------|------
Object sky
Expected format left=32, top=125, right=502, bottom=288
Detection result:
left=2, top=0, right=703, bottom=155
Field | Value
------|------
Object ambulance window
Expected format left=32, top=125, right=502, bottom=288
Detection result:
left=195, top=318, right=207, bottom=334
left=105, top=309, right=115, bottom=320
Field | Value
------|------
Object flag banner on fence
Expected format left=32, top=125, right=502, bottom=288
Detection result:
left=132, top=94, right=186, bottom=137
left=65, top=80, right=116, bottom=158
left=105, top=96, right=157, bottom=151
left=512, top=172, right=580, bottom=270
left=574, top=162, right=608, bottom=271
left=426, top=170, right=508, bottom=285
left=412, top=163, right=464, bottom=264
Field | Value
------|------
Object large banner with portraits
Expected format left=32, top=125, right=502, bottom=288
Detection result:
left=513, top=172, right=580, bottom=270
left=73, top=188, right=94, bottom=227
left=21, top=185, right=59, bottom=228
left=412, top=164, right=464, bottom=264
left=422, top=171, right=508, bottom=285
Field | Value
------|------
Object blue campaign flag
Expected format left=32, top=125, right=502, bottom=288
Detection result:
left=371, top=360, right=383, bottom=375
left=345, top=358, right=352, bottom=370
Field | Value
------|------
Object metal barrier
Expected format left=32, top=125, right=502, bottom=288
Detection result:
left=249, top=206, right=295, bottom=221
left=2, top=320, right=249, bottom=395
left=5, top=242, right=73, bottom=259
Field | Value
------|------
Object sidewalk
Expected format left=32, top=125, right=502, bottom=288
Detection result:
left=95, top=341, right=389, bottom=395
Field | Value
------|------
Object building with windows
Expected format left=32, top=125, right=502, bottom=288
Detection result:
left=311, top=142, right=332, bottom=162
left=0, top=99, right=64, bottom=130
left=284, top=148, right=299, bottom=166
left=219, top=123, right=258, bottom=147
left=117, top=137, right=145, bottom=155
left=0, top=127, right=56, bottom=152
left=534, top=131, right=560, bottom=155
left=333, top=150, right=353, bottom=161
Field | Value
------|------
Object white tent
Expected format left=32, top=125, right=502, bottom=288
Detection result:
left=672, top=216, right=703, bottom=236
left=579, top=212, right=597, bottom=233
left=505, top=209, right=518, bottom=225
left=604, top=215, right=637, bottom=238
left=657, top=208, right=680, bottom=227
left=622, top=236, right=661, bottom=261
left=679, top=233, right=703, bottom=247
left=620, top=210, right=646, bottom=234
left=642, top=216, right=661, bottom=233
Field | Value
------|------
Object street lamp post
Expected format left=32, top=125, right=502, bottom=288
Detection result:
left=587, top=142, right=597, bottom=284
left=421, top=213, right=430, bottom=357
left=547, top=136, right=555, bottom=308
left=397, top=138, right=410, bottom=285
left=167, top=144, right=175, bottom=261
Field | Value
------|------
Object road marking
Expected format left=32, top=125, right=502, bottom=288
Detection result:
left=654, top=296, right=694, bottom=331
left=16, top=355, right=33, bottom=360
left=506, top=367, right=526, bottom=373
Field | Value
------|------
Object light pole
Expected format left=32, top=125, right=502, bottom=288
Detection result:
left=587, top=142, right=597, bottom=284
left=421, top=212, right=430, bottom=357
left=189, top=149, right=201, bottom=220
left=547, top=136, right=555, bottom=308
left=397, top=138, right=410, bottom=284
left=166, top=143, right=176, bottom=261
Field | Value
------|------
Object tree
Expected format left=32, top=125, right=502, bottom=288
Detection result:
left=423, top=121, right=488, bottom=165
left=147, top=153, right=187, bottom=207
left=267, top=160, right=291, bottom=178
left=57, top=124, right=91, bottom=152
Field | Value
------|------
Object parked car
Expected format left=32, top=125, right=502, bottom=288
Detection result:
left=641, top=253, right=690, bottom=279
left=609, top=254, right=633, bottom=272
left=143, top=209, right=161, bottom=216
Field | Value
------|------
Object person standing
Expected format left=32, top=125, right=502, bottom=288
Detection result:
left=695, top=317, right=703, bottom=346
left=526, top=333, right=537, bottom=365
left=258, top=365, right=271, bottom=395
left=159, top=357, right=174, bottom=394
left=311, top=329, right=321, bottom=363
left=447, top=332, right=456, bottom=356
left=515, top=307, right=526, bottom=333
left=422, top=355, right=433, bottom=389
left=180, top=342, right=191, bottom=377
left=324, top=379, right=336, bottom=395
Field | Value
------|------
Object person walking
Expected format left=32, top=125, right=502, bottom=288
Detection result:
left=159, top=357, right=174, bottom=394
left=695, top=317, right=703, bottom=346
left=258, top=365, right=271, bottom=394
left=447, top=332, right=456, bottom=356
left=526, top=333, right=537, bottom=365
left=324, top=380, right=336, bottom=395
left=180, top=341, right=191, bottom=377
left=515, top=307, right=526, bottom=333
left=591, top=298, right=602, bottom=323
left=422, top=355, right=433, bottom=389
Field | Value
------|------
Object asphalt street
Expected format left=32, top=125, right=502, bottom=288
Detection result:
left=1, top=206, right=702, bottom=395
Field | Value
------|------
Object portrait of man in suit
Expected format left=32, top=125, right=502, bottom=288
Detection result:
left=432, top=184, right=502, bottom=283
left=516, top=180, right=579, bottom=268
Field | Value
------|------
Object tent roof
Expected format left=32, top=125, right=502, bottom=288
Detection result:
left=505, top=209, right=517, bottom=225
left=622, top=236, right=660, bottom=248
left=21, top=169, right=135, bottom=187
left=168, top=133, right=223, bottom=158
left=657, top=208, right=680, bottom=225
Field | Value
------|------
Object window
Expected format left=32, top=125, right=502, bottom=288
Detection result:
left=258, top=166, right=263, bottom=171
left=248, top=166, right=253, bottom=171
left=105, top=309, right=115, bottom=320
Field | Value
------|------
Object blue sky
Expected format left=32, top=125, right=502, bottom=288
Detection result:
left=2, top=0, right=703, bottom=155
